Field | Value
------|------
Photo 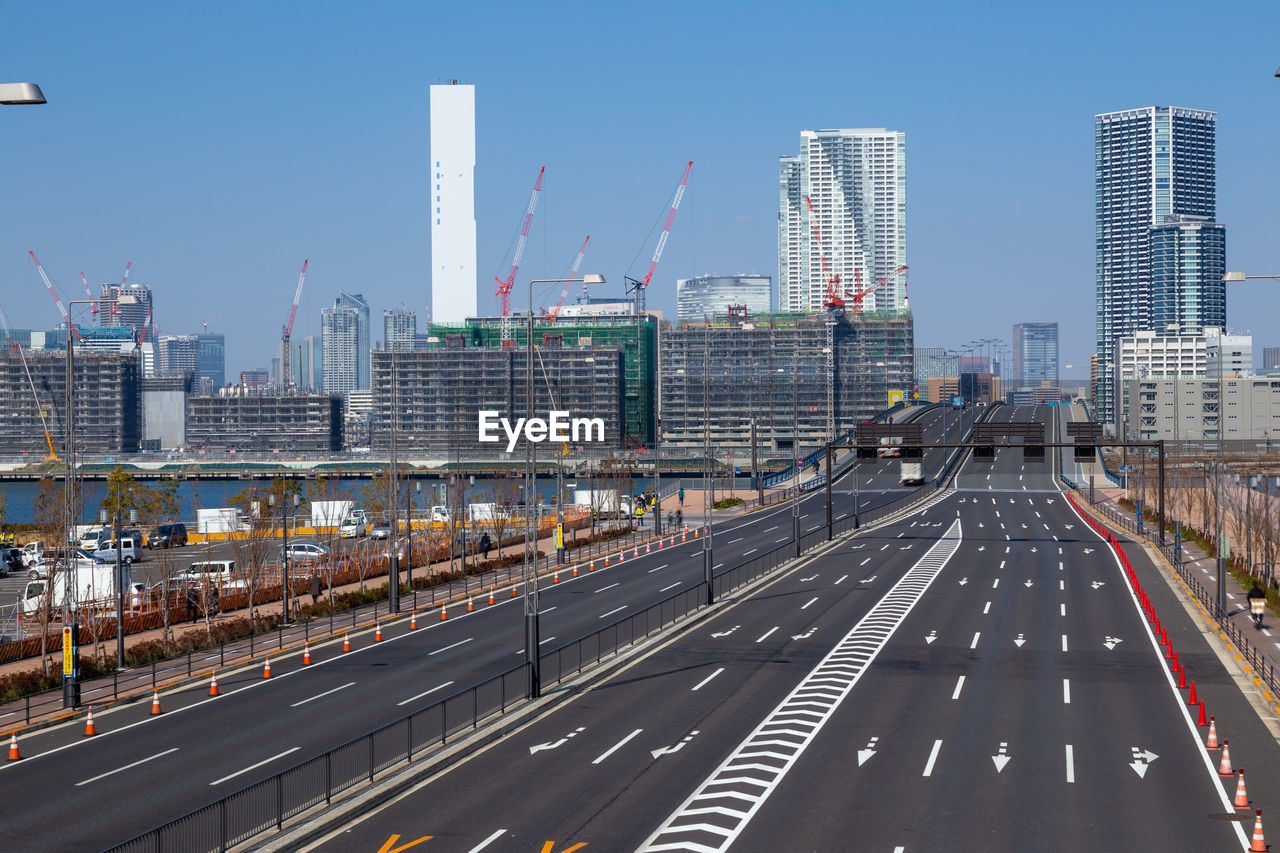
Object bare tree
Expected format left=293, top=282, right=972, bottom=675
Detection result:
left=307, top=476, right=353, bottom=604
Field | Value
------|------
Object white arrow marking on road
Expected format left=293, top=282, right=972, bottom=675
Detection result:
left=978, top=523, right=984, bottom=528
left=1064, top=524, right=1074, bottom=530
left=529, top=727, right=586, bottom=754
left=1046, top=499, right=1055, bottom=504
left=791, top=626, right=817, bottom=641
left=858, top=736, right=879, bottom=766
left=710, top=625, right=740, bottom=638
left=925, top=630, right=938, bottom=644
left=1129, top=747, right=1158, bottom=778
left=992, top=742, right=1011, bottom=773
left=1024, top=580, right=1034, bottom=588
left=958, top=577, right=969, bottom=585
left=1021, top=523, right=1028, bottom=529
left=800, top=574, right=819, bottom=582
left=1104, top=636, right=1123, bottom=650
left=1091, top=581, right=1106, bottom=589
left=1083, top=548, right=1094, bottom=554
left=1133, top=747, right=1158, bottom=764
left=861, top=576, right=877, bottom=584
left=651, top=730, right=699, bottom=759
left=1014, top=634, right=1026, bottom=647
left=1030, top=547, right=1038, bottom=553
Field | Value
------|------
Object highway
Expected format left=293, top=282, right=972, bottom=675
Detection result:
left=298, top=405, right=1274, bottom=852
left=0, top=405, right=973, bottom=851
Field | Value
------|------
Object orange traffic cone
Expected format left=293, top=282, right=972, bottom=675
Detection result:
left=375, top=623, right=383, bottom=641
left=343, top=633, right=351, bottom=652
left=694, top=528, right=699, bottom=539
left=488, top=590, right=495, bottom=605
left=618, top=550, right=624, bottom=563
left=633, top=545, right=639, bottom=558
left=589, top=559, right=595, bottom=572
left=1207, top=717, right=1221, bottom=750
left=440, top=605, right=448, bottom=621
left=84, top=709, right=97, bottom=737
left=645, top=542, right=650, bottom=554
left=411, top=611, right=418, bottom=629
left=150, top=690, right=163, bottom=715
left=263, top=657, right=273, bottom=679
left=1219, top=740, right=1233, bottom=777
left=1234, top=769, right=1250, bottom=809
left=209, top=671, right=220, bottom=696
left=303, top=644, right=312, bottom=665
left=467, top=596, right=474, bottom=611
left=7, top=733, right=19, bottom=761
left=572, top=565, right=578, bottom=577
left=604, top=555, right=609, bottom=567
left=1251, top=810, right=1266, bottom=852
left=658, top=537, right=664, bottom=550
left=512, top=585, right=518, bottom=597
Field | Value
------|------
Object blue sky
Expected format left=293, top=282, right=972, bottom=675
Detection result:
left=3, top=1, right=1279, bottom=378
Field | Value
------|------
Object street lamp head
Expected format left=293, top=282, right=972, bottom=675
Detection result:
left=1223, top=271, right=1247, bottom=282
left=582, top=273, right=606, bottom=285
left=0, top=82, right=46, bottom=105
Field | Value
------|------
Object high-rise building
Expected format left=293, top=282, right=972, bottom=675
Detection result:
left=239, top=368, right=270, bottom=388
left=913, top=347, right=958, bottom=398
left=195, top=333, right=225, bottom=389
left=1012, top=323, right=1059, bottom=390
left=384, top=308, right=418, bottom=351
left=98, top=282, right=154, bottom=340
left=156, top=334, right=199, bottom=377
left=292, top=334, right=322, bottom=389
left=1094, top=105, right=1218, bottom=424
left=676, top=274, right=772, bottom=324
left=779, top=128, right=907, bottom=315
left=1264, top=347, right=1280, bottom=371
left=321, top=292, right=370, bottom=395
left=1150, top=215, right=1226, bottom=335
left=430, top=81, right=477, bottom=324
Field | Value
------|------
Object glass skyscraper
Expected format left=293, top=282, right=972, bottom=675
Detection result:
left=676, top=274, right=772, bottom=324
left=1094, top=105, right=1219, bottom=425
left=1149, top=215, right=1226, bottom=336
left=322, top=291, right=370, bottom=394
left=1012, top=323, right=1059, bottom=389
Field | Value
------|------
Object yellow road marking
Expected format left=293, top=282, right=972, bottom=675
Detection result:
left=376, top=834, right=433, bottom=853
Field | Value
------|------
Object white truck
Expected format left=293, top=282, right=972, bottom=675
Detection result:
left=74, top=524, right=110, bottom=551
left=311, top=500, right=355, bottom=530
left=572, top=489, right=632, bottom=518
left=196, top=507, right=246, bottom=535
left=900, top=460, right=925, bottom=486
left=20, top=558, right=124, bottom=617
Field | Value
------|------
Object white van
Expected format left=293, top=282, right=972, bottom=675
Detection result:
left=93, top=537, right=144, bottom=565
left=172, top=560, right=241, bottom=589
left=79, top=528, right=108, bottom=551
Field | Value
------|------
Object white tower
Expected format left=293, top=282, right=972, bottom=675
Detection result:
left=430, top=81, right=477, bottom=324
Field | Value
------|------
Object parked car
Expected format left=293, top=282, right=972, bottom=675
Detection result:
left=370, top=519, right=391, bottom=540
left=1, top=547, right=21, bottom=576
left=148, top=522, right=188, bottom=549
left=339, top=515, right=367, bottom=538
left=280, top=542, right=329, bottom=563
left=93, top=536, right=144, bottom=565
left=29, top=547, right=105, bottom=580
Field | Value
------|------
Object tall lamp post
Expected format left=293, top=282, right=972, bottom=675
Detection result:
left=524, top=274, right=604, bottom=699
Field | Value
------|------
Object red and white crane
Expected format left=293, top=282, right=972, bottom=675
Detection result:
left=80, top=272, right=99, bottom=318
left=0, top=302, right=58, bottom=461
left=803, top=196, right=851, bottom=312
left=29, top=250, right=84, bottom=341
left=202, top=315, right=216, bottom=333
left=542, top=235, right=591, bottom=323
left=109, top=260, right=132, bottom=320
left=629, top=161, right=692, bottom=314
left=495, top=166, right=545, bottom=346
left=847, top=265, right=909, bottom=316
left=279, top=259, right=309, bottom=388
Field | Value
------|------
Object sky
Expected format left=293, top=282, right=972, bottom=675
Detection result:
left=2, top=0, right=1279, bottom=380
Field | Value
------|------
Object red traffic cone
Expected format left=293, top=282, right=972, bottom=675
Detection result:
left=150, top=690, right=163, bottom=715
left=645, top=542, right=650, bottom=554
left=84, top=709, right=97, bottom=737
left=7, top=733, right=19, bottom=761
left=633, top=545, right=639, bottom=558
left=618, top=549, right=624, bottom=563
left=1234, top=769, right=1250, bottom=809
left=209, top=671, right=220, bottom=696
left=1171, top=650, right=1181, bottom=673
left=658, top=537, right=664, bottom=550
left=604, top=555, right=610, bottom=567
left=1219, top=740, right=1233, bottom=777
left=411, top=611, right=418, bottom=629
left=1177, top=660, right=1187, bottom=689
left=512, top=585, right=518, bottom=597
left=1251, top=810, right=1266, bottom=852
left=572, top=565, right=578, bottom=577
left=440, top=605, right=448, bottom=621
left=343, top=633, right=351, bottom=652
left=1207, top=717, right=1220, bottom=749
left=303, top=644, right=312, bottom=665
left=1188, top=680, right=1199, bottom=706
left=375, top=623, right=383, bottom=642
left=263, top=657, right=273, bottom=679
left=1197, top=699, right=1207, bottom=727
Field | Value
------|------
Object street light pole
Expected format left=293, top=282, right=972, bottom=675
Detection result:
left=703, top=322, right=713, bottom=605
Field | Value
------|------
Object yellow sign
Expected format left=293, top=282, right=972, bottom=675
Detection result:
left=555, top=524, right=564, bottom=550
left=62, top=625, right=73, bottom=677
left=887, top=390, right=904, bottom=405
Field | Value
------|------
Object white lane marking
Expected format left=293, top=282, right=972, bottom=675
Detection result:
left=691, top=668, right=724, bottom=692
left=1060, top=603, right=1066, bottom=617
left=1063, top=679, right=1071, bottom=704
left=290, top=681, right=356, bottom=708
left=776, top=537, right=790, bottom=543
left=592, top=728, right=643, bottom=765
left=539, top=607, right=557, bottom=615
left=983, top=601, right=991, bottom=614
left=594, top=582, right=620, bottom=593
left=429, top=638, right=474, bottom=656
left=970, top=632, right=981, bottom=649
left=999, top=560, right=1005, bottom=569
left=801, top=597, right=819, bottom=610
left=209, top=747, right=300, bottom=786
left=881, top=544, right=890, bottom=551
left=835, top=574, right=848, bottom=584
left=1061, top=634, right=1069, bottom=652
left=599, top=606, right=628, bottom=619
left=860, top=557, right=871, bottom=566
left=743, top=548, right=757, bottom=555
left=897, top=531, right=906, bottom=538
left=640, top=519, right=965, bottom=853
left=714, top=563, right=724, bottom=569
left=728, top=537, right=743, bottom=544
left=756, top=626, right=779, bottom=643
left=992, top=579, right=1000, bottom=589
left=1060, top=580, right=1064, bottom=590
left=1065, top=744, right=1075, bottom=783
left=952, top=675, right=965, bottom=699
left=647, top=563, right=670, bottom=573
left=659, top=582, right=681, bottom=592
left=1005, top=546, right=1010, bottom=554
left=922, top=739, right=944, bottom=776
left=764, top=525, right=778, bottom=532
left=468, top=829, right=508, bottom=852
left=77, top=748, right=179, bottom=787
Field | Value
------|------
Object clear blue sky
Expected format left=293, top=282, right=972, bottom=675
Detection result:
left=3, top=1, right=1279, bottom=378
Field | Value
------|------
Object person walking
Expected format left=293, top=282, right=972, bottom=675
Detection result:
left=480, top=532, right=492, bottom=560
left=309, top=570, right=321, bottom=606
left=678, top=488, right=684, bottom=507
left=184, top=584, right=198, bottom=623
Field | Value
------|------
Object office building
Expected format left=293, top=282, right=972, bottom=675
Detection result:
left=1206, top=328, right=1252, bottom=377
left=186, top=389, right=343, bottom=452
left=1012, top=323, right=1059, bottom=389
left=0, top=351, right=141, bottom=454
left=239, top=368, right=270, bottom=388
left=292, top=334, right=322, bottom=390
left=156, top=334, right=199, bottom=377
left=322, top=291, right=371, bottom=394
left=1265, top=347, right=1280, bottom=372
left=141, top=374, right=190, bottom=450
left=1150, top=215, right=1226, bottom=335
left=195, top=333, right=225, bottom=389
left=98, top=282, right=154, bottom=341
left=1094, top=105, right=1218, bottom=424
left=430, top=81, right=477, bottom=324
left=914, top=347, right=957, bottom=396
left=676, top=274, right=772, bottom=324
left=384, top=308, right=418, bottom=352
left=779, top=128, right=907, bottom=314
left=1122, top=376, right=1280, bottom=443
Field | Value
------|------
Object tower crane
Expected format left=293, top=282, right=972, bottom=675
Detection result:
left=495, top=166, right=545, bottom=347
left=803, top=196, right=852, bottom=313
left=80, top=272, right=99, bottom=318
left=29, top=251, right=84, bottom=342
left=627, top=161, right=692, bottom=314
left=542, top=235, right=591, bottom=323
left=279, top=259, right=309, bottom=388
left=108, top=260, right=132, bottom=321
left=0, top=303, right=58, bottom=461
left=847, top=265, right=909, bottom=316
left=202, top=315, right=216, bottom=333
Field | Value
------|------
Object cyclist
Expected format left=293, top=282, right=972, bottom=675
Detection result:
left=1247, top=581, right=1267, bottom=629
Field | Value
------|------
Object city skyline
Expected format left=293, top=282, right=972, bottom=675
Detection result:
left=2, top=4, right=1279, bottom=380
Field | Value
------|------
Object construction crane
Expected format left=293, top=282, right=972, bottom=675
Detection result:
left=803, top=196, right=851, bottom=313
left=279, top=259, right=309, bottom=389
left=202, top=315, right=216, bottom=333
left=542, top=235, right=590, bottom=323
left=627, top=161, right=693, bottom=314
left=108, top=260, right=132, bottom=322
left=29, top=251, right=84, bottom=342
left=0, top=303, right=58, bottom=461
left=495, top=166, right=545, bottom=347
left=80, top=272, right=99, bottom=318
left=847, top=265, right=909, bottom=316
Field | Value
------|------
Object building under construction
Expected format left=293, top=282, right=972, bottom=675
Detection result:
left=425, top=313, right=657, bottom=447
left=660, top=311, right=914, bottom=451
left=186, top=388, right=343, bottom=452
left=0, top=351, right=141, bottom=455
left=370, top=347, right=625, bottom=455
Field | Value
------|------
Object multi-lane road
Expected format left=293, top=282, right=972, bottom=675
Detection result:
left=0, top=405, right=977, bottom=850
left=295, top=404, right=1276, bottom=852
